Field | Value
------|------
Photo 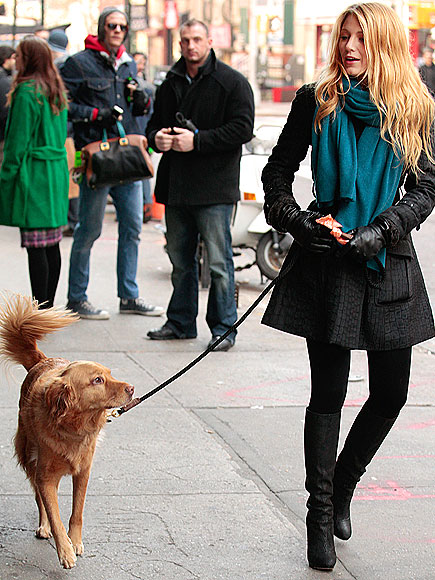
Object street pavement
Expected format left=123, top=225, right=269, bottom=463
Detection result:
left=0, top=104, right=434, bottom=579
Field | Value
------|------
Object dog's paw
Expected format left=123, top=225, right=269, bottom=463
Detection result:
left=73, top=541, right=84, bottom=556
left=68, top=529, right=84, bottom=556
left=58, top=544, right=77, bottom=569
left=36, top=525, right=52, bottom=539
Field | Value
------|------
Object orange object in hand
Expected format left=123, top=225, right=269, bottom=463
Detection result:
left=316, top=214, right=352, bottom=245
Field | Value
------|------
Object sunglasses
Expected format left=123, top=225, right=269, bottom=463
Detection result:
left=106, top=23, right=128, bottom=32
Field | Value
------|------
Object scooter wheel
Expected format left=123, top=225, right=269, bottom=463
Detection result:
left=256, top=231, right=292, bottom=280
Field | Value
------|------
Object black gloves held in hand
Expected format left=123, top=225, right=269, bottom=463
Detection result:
left=343, top=218, right=391, bottom=263
left=281, top=206, right=334, bottom=253
left=95, top=107, right=117, bottom=128
left=131, top=90, right=151, bottom=116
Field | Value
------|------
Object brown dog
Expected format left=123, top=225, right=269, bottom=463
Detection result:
left=0, top=294, right=134, bottom=569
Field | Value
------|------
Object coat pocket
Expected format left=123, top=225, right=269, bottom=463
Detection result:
left=80, top=78, right=112, bottom=103
left=375, top=253, right=413, bottom=305
left=85, top=79, right=111, bottom=92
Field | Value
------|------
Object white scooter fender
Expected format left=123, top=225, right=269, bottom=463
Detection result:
left=247, top=210, right=270, bottom=235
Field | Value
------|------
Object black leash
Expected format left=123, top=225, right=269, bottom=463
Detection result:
left=110, top=255, right=294, bottom=419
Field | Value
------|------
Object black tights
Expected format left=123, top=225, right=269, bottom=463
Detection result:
left=307, top=339, right=411, bottom=419
left=26, top=244, right=61, bottom=309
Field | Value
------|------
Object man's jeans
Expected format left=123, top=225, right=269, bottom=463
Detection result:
left=165, top=204, right=237, bottom=340
left=68, top=179, right=142, bottom=302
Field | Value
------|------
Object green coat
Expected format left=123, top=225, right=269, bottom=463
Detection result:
left=0, top=81, right=68, bottom=228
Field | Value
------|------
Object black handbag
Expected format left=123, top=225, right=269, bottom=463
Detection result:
left=80, top=121, right=154, bottom=189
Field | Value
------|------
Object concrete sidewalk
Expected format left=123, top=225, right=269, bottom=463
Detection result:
left=0, top=205, right=434, bottom=580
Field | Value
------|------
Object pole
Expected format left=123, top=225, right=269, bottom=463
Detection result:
left=12, top=0, right=17, bottom=46
left=248, top=0, right=261, bottom=105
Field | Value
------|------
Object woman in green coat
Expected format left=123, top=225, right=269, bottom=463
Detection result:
left=0, top=35, right=68, bottom=308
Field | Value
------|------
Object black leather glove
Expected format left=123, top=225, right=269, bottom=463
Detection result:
left=281, top=206, right=334, bottom=253
left=132, top=89, right=151, bottom=116
left=95, top=107, right=117, bottom=128
left=343, top=218, right=391, bottom=262
left=266, top=192, right=334, bottom=253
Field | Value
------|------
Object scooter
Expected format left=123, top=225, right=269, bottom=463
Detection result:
left=231, top=124, right=292, bottom=281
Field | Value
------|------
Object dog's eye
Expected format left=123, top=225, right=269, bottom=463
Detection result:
left=92, top=376, right=104, bottom=385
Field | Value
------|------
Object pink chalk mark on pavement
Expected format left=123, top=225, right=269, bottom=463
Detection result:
left=343, top=397, right=366, bottom=406
left=223, top=376, right=309, bottom=403
left=403, top=418, right=435, bottom=430
left=354, top=480, right=435, bottom=501
left=375, top=454, right=435, bottom=460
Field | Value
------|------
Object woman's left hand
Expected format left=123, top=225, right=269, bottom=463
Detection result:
left=343, top=223, right=387, bottom=262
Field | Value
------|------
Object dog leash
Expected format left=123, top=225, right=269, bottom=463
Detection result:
left=109, top=254, right=295, bottom=419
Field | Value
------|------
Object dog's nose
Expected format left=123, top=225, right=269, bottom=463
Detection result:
left=125, top=384, right=134, bottom=396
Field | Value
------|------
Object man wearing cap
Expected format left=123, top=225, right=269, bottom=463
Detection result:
left=48, top=29, right=80, bottom=238
left=48, top=29, right=69, bottom=68
left=60, top=7, right=163, bottom=320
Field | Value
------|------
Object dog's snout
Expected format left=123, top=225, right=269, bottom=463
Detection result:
left=125, top=384, right=134, bottom=396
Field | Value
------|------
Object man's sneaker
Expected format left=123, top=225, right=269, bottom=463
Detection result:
left=119, top=298, right=164, bottom=316
left=66, top=300, right=110, bottom=320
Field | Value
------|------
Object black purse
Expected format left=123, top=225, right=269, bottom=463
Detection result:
left=80, top=121, right=154, bottom=189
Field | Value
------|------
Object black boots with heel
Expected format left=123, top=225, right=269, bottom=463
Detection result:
left=332, top=404, right=397, bottom=541
left=304, top=409, right=341, bottom=571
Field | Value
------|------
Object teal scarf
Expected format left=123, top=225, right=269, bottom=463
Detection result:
left=311, top=77, right=403, bottom=270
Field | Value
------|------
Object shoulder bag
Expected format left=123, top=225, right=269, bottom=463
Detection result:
left=80, top=121, right=154, bottom=189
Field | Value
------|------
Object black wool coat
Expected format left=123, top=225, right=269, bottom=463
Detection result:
left=261, top=84, right=435, bottom=350
left=146, top=50, right=255, bottom=206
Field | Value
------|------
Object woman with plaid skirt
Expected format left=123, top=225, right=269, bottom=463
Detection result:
left=0, top=36, right=68, bottom=308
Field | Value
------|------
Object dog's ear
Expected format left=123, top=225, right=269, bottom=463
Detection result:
left=44, top=377, right=78, bottom=422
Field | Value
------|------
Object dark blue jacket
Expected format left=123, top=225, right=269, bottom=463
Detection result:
left=61, top=36, right=144, bottom=149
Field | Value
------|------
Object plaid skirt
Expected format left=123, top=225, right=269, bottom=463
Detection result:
left=262, top=236, right=435, bottom=351
left=20, top=227, right=63, bottom=248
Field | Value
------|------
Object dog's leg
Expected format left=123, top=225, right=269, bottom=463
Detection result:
left=19, top=438, right=53, bottom=540
left=68, top=464, right=92, bottom=556
left=35, top=487, right=52, bottom=539
left=36, top=468, right=77, bottom=569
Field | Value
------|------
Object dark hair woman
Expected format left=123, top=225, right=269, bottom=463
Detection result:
left=261, top=2, right=435, bottom=572
left=0, top=35, right=69, bottom=308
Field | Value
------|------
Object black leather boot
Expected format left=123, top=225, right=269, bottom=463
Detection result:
left=333, top=404, right=397, bottom=540
left=304, top=409, right=341, bottom=571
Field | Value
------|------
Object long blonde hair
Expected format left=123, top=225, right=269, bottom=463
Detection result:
left=315, top=2, right=434, bottom=173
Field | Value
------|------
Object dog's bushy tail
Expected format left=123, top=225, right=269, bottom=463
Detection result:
left=0, top=294, right=78, bottom=371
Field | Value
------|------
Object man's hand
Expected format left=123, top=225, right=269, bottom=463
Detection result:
left=171, top=127, right=194, bottom=152
left=155, top=128, right=174, bottom=152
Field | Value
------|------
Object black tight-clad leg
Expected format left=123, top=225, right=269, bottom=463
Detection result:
left=304, top=341, right=350, bottom=571
left=26, top=244, right=61, bottom=309
left=332, top=347, right=411, bottom=540
left=304, top=408, right=341, bottom=571
left=304, top=340, right=411, bottom=570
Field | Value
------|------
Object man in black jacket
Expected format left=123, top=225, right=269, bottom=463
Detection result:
left=146, top=19, right=254, bottom=351
left=61, top=7, right=163, bottom=320
left=419, top=48, right=435, bottom=92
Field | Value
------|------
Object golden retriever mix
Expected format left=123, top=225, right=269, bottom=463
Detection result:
left=0, top=294, right=134, bottom=569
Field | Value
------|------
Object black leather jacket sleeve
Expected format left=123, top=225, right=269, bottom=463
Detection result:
left=262, top=84, right=316, bottom=226
left=378, top=125, right=435, bottom=244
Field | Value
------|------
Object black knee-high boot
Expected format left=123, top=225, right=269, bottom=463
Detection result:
left=333, top=404, right=397, bottom=540
left=304, top=409, right=341, bottom=571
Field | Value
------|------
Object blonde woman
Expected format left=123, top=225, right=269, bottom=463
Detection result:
left=262, top=3, right=435, bottom=572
